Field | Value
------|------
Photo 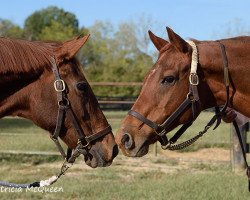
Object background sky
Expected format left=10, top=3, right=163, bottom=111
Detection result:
left=0, top=0, right=249, bottom=40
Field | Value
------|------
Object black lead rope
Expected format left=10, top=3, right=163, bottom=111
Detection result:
left=0, top=181, right=40, bottom=189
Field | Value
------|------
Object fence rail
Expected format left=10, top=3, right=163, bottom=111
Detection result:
left=90, top=82, right=143, bottom=86
left=90, top=82, right=142, bottom=110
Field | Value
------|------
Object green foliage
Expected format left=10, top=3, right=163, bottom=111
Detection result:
left=81, top=21, right=153, bottom=97
left=2, top=7, right=155, bottom=97
left=24, top=6, right=79, bottom=40
left=0, top=19, right=23, bottom=38
left=39, top=20, right=75, bottom=41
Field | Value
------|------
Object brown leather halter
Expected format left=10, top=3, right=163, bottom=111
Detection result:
left=129, top=42, right=233, bottom=148
left=128, top=41, right=230, bottom=148
left=128, top=41, right=250, bottom=191
left=128, top=41, right=202, bottom=147
left=0, top=57, right=113, bottom=189
left=50, top=57, right=111, bottom=163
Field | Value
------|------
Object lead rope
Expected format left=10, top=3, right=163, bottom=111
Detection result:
left=0, top=159, right=72, bottom=188
left=162, top=113, right=219, bottom=150
left=0, top=142, right=88, bottom=188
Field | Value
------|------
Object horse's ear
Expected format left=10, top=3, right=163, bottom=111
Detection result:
left=56, top=34, right=90, bottom=60
left=148, top=30, right=168, bottom=51
left=166, top=27, right=189, bottom=53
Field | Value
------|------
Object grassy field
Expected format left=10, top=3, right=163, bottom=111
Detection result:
left=0, top=111, right=250, bottom=200
left=0, top=111, right=232, bottom=152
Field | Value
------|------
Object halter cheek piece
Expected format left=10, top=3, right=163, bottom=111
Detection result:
left=128, top=41, right=250, bottom=191
left=50, top=57, right=111, bottom=163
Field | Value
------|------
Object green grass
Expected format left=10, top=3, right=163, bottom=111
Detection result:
left=0, top=111, right=126, bottom=152
left=0, top=111, right=247, bottom=200
left=0, top=157, right=249, bottom=200
left=104, top=111, right=126, bottom=132
left=0, top=117, right=45, bottom=134
left=0, top=111, right=232, bottom=153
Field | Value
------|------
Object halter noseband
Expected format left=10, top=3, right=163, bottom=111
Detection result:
left=50, top=57, right=111, bottom=163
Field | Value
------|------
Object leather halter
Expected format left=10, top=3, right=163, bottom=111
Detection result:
left=128, top=41, right=200, bottom=147
left=0, top=57, right=112, bottom=189
left=128, top=41, right=250, bottom=191
left=128, top=41, right=231, bottom=147
left=50, top=57, right=111, bottom=163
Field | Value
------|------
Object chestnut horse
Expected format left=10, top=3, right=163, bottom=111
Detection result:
left=116, top=27, right=250, bottom=157
left=0, top=35, right=118, bottom=167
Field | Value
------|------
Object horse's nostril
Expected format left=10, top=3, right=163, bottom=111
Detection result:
left=112, top=145, right=119, bottom=159
left=121, top=133, right=134, bottom=150
left=121, top=133, right=129, bottom=145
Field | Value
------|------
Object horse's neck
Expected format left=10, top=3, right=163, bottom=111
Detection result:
left=0, top=73, right=39, bottom=119
left=198, top=38, right=250, bottom=117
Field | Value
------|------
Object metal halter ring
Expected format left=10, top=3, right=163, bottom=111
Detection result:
left=189, top=73, right=199, bottom=86
left=54, top=79, right=66, bottom=92
left=187, top=92, right=194, bottom=101
left=58, top=98, right=70, bottom=107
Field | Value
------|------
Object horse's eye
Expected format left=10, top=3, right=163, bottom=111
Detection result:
left=161, top=76, right=175, bottom=85
left=76, top=81, right=88, bottom=91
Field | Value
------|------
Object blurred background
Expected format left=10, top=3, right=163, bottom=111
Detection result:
left=0, top=1, right=250, bottom=199
left=1, top=0, right=250, bottom=98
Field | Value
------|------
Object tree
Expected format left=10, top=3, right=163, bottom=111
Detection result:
left=39, top=20, right=75, bottom=41
left=0, top=19, right=23, bottom=38
left=80, top=20, right=154, bottom=97
left=24, top=6, right=79, bottom=40
left=224, top=18, right=250, bottom=37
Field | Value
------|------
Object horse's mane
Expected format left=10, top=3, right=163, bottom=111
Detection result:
left=0, top=37, right=60, bottom=75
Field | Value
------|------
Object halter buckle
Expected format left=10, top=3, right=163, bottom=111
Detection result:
left=189, top=73, right=199, bottom=86
left=54, top=79, right=66, bottom=92
left=78, top=139, right=91, bottom=149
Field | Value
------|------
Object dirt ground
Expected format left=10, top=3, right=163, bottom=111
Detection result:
left=162, top=148, right=230, bottom=162
left=113, top=148, right=231, bottom=173
left=49, top=148, right=232, bottom=176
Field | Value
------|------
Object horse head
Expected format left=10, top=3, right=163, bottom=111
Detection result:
left=116, top=27, right=209, bottom=157
left=0, top=35, right=118, bottom=167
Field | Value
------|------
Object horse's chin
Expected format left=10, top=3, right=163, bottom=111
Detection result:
left=84, top=149, right=112, bottom=168
left=121, top=140, right=150, bottom=157
left=136, top=143, right=149, bottom=157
